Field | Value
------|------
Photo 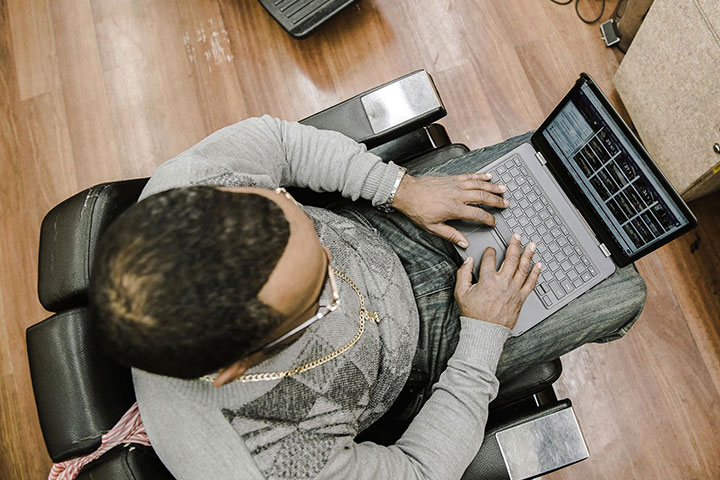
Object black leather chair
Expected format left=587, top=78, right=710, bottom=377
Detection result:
left=28, top=71, right=586, bottom=479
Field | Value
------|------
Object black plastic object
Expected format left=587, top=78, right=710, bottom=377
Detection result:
left=600, top=19, right=620, bottom=47
left=27, top=308, right=136, bottom=462
left=257, top=0, right=356, bottom=38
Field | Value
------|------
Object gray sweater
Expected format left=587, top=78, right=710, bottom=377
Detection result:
left=132, top=116, right=511, bottom=480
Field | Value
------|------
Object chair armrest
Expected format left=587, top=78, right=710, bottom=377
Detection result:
left=462, top=400, right=589, bottom=480
left=368, top=124, right=451, bottom=165
left=492, top=359, right=563, bottom=409
left=300, top=70, right=446, bottom=149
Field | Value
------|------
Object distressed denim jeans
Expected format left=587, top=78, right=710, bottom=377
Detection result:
left=333, top=132, right=647, bottom=413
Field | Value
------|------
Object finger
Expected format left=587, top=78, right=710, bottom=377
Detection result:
left=460, top=174, right=508, bottom=195
left=458, top=172, right=492, bottom=183
left=455, top=256, right=474, bottom=295
left=499, top=233, right=522, bottom=276
left=513, top=242, right=536, bottom=285
left=463, top=189, right=508, bottom=209
left=453, top=205, right=496, bottom=227
left=480, top=246, right=498, bottom=275
left=520, top=262, right=543, bottom=298
left=430, top=223, right=469, bottom=248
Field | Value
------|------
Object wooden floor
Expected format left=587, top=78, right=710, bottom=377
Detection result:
left=1, top=0, right=718, bottom=478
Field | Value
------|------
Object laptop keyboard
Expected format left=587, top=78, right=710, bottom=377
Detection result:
left=488, top=155, right=598, bottom=308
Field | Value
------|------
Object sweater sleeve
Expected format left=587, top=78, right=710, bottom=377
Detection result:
left=138, top=115, right=401, bottom=205
left=134, top=318, right=511, bottom=480
left=317, top=318, right=512, bottom=480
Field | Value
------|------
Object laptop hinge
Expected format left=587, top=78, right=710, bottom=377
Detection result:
left=535, top=151, right=547, bottom=166
left=599, top=243, right=611, bottom=257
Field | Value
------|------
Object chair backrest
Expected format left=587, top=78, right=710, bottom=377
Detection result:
left=30, top=179, right=148, bottom=462
left=38, top=179, right=149, bottom=312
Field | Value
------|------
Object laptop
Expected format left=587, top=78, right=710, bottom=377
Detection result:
left=452, top=74, right=697, bottom=336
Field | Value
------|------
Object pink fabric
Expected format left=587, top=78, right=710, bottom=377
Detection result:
left=48, top=402, right=151, bottom=480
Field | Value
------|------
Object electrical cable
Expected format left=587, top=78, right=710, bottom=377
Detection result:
left=549, top=0, right=606, bottom=24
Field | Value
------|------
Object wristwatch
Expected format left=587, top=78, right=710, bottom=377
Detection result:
left=376, top=166, right=407, bottom=213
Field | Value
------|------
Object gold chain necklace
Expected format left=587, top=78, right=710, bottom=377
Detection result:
left=201, top=267, right=379, bottom=384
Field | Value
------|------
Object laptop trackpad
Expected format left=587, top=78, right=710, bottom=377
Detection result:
left=452, top=223, right=545, bottom=337
left=452, top=223, right=505, bottom=277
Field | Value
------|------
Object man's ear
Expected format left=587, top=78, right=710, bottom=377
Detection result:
left=213, top=359, right=251, bottom=388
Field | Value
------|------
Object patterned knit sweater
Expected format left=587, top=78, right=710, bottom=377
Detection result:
left=132, top=116, right=511, bottom=480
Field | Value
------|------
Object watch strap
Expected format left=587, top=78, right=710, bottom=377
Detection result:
left=376, top=166, right=407, bottom=213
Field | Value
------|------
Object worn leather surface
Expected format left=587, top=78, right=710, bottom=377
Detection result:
left=38, top=178, right=149, bottom=312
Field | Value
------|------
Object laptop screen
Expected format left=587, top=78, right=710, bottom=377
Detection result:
left=537, top=80, right=692, bottom=259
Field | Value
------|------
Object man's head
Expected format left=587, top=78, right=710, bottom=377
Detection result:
left=90, top=185, right=330, bottom=381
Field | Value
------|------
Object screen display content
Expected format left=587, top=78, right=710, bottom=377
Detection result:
left=541, top=83, right=689, bottom=256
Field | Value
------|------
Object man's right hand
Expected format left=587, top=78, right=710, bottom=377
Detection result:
left=454, top=233, right=542, bottom=330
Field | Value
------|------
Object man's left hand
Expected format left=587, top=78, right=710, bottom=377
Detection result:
left=392, top=173, right=508, bottom=248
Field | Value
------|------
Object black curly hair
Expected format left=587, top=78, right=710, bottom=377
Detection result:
left=89, top=186, right=290, bottom=378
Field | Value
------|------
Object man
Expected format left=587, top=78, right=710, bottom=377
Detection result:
left=90, top=115, right=646, bottom=480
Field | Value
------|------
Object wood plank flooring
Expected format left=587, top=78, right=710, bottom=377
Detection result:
left=1, top=0, right=718, bottom=478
